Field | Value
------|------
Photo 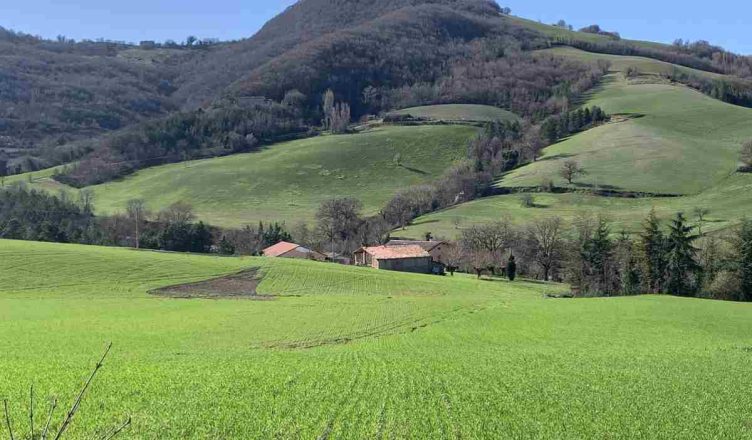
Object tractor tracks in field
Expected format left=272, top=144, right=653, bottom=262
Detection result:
left=257, top=301, right=496, bottom=351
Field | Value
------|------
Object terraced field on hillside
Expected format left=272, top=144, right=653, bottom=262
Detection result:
left=2, top=240, right=752, bottom=438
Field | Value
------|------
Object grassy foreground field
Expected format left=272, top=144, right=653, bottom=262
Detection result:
left=389, top=104, right=520, bottom=123
left=2, top=239, right=752, bottom=438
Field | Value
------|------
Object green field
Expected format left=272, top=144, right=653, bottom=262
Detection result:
left=500, top=76, right=752, bottom=195
left=90, top=125, right=476, bottom=227
left=400, top=173, right=752, bottom=239
left=389, top=104, right=520, bottom=123
left=537, top=46, right=728, bottom=79
left=2, top=239, right=752, bottom=438
left=6, top=125, right=476, bottom=227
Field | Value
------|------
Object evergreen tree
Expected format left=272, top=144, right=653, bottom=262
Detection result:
left=737, top=219, right=752, bottom=301
left=218, top=236, right=236, bottom=255
left=640, top=209, right=666, bottom=293
left=507, top=254, right=517, bottom=281
left=190, top=221, right=213, bottom=253
left=583, top=217, right=614, bottom=294
left=665, top=213, right=700, bottom=296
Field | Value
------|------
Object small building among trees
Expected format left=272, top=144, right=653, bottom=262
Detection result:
left=263, top=241, right=326, bottom=261
left=354, top=245, right=434, bottom=274
left=386, top=240, right=450, bottom=265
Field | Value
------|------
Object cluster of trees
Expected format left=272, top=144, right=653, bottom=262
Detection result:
left=109, top=200, right=214, bottom=253
left=578, top=25, right=621, bottom=40
left=671, top=39, right=752, bottom=79
left=322, top=90, right=351, bottom=134
left=437, top=210, right=752, bottom=302
left=541, top=106, right=608, bottom=143
left=659, top=69, right=752, bottom=108
left=0, top=185, right=216, bottom=253
left=0, top=185, right=97, bottom=243
left=379, top=106, right=609, bottom=231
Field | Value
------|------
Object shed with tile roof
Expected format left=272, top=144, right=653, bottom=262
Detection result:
left=353, top=245, right=434, bottom=274
left=263, top=241, right=326, bottom=261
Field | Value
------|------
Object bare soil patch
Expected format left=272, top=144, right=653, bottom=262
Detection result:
left=151, top=269, right=272, bottom=300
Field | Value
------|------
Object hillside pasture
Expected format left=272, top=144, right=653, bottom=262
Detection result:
left=400, top=173, right=752, bottom=239
left=537, top=46, right=727, bottom=79
left=87, top=125, right=475, bottom=227
left=499, top=76, right=752, bottom=195
left=388, top=104, right=520, bottom=123
left=2, top=240, right=752, bottom=438
left=4, top=125, right=476, bottom=227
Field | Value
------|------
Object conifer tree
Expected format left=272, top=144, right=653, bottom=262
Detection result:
left=583, top=217, right=614, bottom=294
left=507, top=254, right=517, bottom=281
left=640, top=209, right=666, bottom=293
left=665, top=212, right=700, bottom=296
left=737, top=219, right=752, bottom=301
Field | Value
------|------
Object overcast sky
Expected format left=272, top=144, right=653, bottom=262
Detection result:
left=1, top=0, right=749, bottom=54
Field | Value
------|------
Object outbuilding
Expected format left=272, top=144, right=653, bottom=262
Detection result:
left=386, top=240, right=450, bottom=265
left=353, top=245, right=433, bottom=274
left=262, top=241, right=326, bottom=261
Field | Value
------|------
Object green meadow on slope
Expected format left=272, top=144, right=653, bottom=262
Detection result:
left=2, top=240, right=752, bottom=438
left=537, top=46, right=728, bottom=79
left=4, top=125, right=476, bottom=227
left=401, top=173, right=752, bottom=239
left=389, top=104, right=520, bottom=123
left=400, top=48, right=752, bottom=239
left=89, top=125, right=476, bottom=227
left=500, top=76, right=752, bottom=195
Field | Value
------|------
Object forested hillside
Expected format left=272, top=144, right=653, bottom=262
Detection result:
left=3, top=0, right=750, bottom=188
left=0, top=28, right=199, bottom=172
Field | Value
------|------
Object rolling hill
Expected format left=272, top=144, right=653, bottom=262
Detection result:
left=500, top=77, right=752, bottom=195
left=399, top=48, right=752, bottom=239
left=2, top=239, right=752, bottom=438
left=13, top=125, right=478, bottom=227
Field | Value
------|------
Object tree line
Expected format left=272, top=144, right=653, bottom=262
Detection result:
left=439, top=210, right=752, bottom=302
left=3, top=182, right=752, bottom=302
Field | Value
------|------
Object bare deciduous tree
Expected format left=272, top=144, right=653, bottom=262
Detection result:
left=125, top=199, right=147, bottom=249
left=461, top=219, right=517, bottom=258
left=740, top=140, right=752, bottom=171
left=528, top=217, right=564, bottom=281
left=444, top=244, right=466, bottom=276
left=559, top=160, right=585, bottom=184
left=158, top=201, right=195, bottom=226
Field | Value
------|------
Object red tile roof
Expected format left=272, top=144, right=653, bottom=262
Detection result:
left=356, top=245, right=430, bottom=260
left=263, top=241, right=301, bottom=257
